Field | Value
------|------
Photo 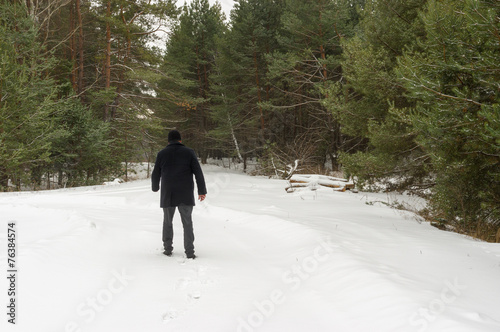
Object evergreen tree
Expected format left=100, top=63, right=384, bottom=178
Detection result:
left=326, top=0, right=429, bottom=188
left=266, top=0, right=358, bottom=172
left=161, top=0, right=225, bottom=162
left=397, top=0, right=500, bottom=234
left=1, top=0, right=177, bottom=189
left=210, top=0, right=284, bottom=169
left=0, top=1, right=59, bottom=190
left=83, top=0, right=177, bottom=176
left=43, top=98, right=116, bottom=188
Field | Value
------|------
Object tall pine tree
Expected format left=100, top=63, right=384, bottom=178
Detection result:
left=161, top=0, right=225, bottom=162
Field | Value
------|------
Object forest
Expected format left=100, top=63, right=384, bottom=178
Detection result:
left=0, top=0, right=498, bottom=240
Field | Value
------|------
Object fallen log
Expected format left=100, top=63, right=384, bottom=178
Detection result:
left=286, top=174, right=354, bottom=193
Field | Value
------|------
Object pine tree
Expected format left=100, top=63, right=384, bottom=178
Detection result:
left=83, top=0, right=177, bottom=177
left=397, top=0, right=500, bottom=234
left=210, top=0, right=284, bottom=169
left=0, top=1, right=59, bottom=190
left=327, top=0, right=429, bottom=189
left=266, top=0, right=358, bottom=172
left=161, top=0, right=225, bottom=161
left=32, top=98, right=115, bottom=188
left=1, top=1, right=177, bottom=189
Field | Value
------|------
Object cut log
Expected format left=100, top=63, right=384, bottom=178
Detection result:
left=286, top=174, right=355, bottom=193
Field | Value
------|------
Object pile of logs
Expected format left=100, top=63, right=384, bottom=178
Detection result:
left=286, top=174, right=355, bottom=193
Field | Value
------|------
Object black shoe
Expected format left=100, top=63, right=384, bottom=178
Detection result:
left=186, top=254, right=196, bottom=259
left=163, top=250, right=172, bottom=256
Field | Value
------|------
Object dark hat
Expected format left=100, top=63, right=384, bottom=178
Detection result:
left=168, top=129, right=181, bottom=142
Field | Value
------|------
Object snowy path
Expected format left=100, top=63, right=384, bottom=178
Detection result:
left=1, top=165, right=500, bottom=332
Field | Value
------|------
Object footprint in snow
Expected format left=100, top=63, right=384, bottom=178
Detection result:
left=175, top=277, right=191, bottom=291
left=187, top=290, right=201, bottom=302
left=162, top=309, right=180, bottom=323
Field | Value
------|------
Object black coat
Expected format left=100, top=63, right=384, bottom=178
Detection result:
left=151, top=142, right=207, bottom=207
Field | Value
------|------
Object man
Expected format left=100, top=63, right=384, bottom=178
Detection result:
left=151, top=130, right=207, bottom=259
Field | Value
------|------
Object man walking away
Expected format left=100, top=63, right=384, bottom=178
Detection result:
left=151, top=130, right=207, bottom=259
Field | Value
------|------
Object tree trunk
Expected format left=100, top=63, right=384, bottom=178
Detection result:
left=104, top=1, right=111, bottom=121
left=253, top=38, right=264, bottom=130
left=195, top=41, right=210, bottom=159
left=76, top=0, right=84, bottom=95
left=70, top=1, right=77, bottom=92
left=109, top=5, right=132, bottom=120
left=58, top=170, right=63, bottom=187
left=227, top=107, right=243, bottom=162
left=0, top=167, right=8, bottom=191
left=318, top=1, right=327, bottom=82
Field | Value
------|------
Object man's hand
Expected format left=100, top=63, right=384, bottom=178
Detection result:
left=198, top=194, right=206, bottom=201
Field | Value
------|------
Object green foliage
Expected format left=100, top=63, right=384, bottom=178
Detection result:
left=2, top=0, right=497, bottom=240
left=48, top=98, right=117, bottom=186
left=0, top=1, right=58, bottom=189
left=328, top=37, right=395, bottom=137
left=160, top=0, right=225, bottom=160
left=328, top=0, right=499, bottom=235
left=397, top=0, right=500, bottom=228
left=208, top=0, right=284, bottom=163
left=361, top=0, right=427, bottom=59
left=327, top=0, right=429, bottom=189
left=264, top=0, right=355, bottom=170
left=0, top=0, right=175, bottom=190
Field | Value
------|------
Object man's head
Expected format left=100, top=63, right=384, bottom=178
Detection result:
left=168, top=129, right=182, bottom=143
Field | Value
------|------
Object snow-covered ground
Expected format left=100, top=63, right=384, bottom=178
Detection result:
left=1, top=165, right=500, bottom=332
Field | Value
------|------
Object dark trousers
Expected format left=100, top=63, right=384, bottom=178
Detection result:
left=162, top=205, right=194, bottom=255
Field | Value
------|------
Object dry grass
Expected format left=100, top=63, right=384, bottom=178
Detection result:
left=418, top=208, right=500, bottom=243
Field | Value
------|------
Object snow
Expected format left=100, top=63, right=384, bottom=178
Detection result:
left=288, top=174, right=355, bottom=192
left=103, top=178, right=124, bottom=186
left=1, top=165, right=500, bottom=332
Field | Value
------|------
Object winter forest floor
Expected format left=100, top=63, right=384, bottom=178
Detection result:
left=1, top=165, right=500, bottom=332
